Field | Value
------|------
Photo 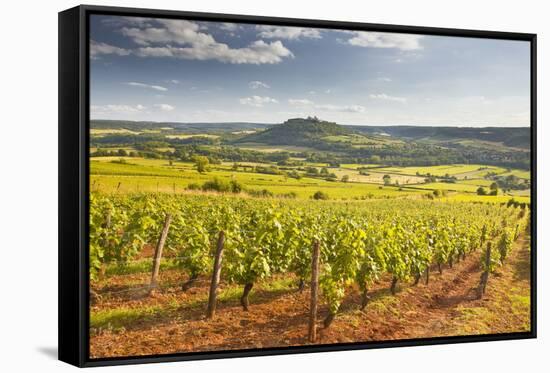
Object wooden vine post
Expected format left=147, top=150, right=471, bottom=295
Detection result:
left=206, top=231, right=225, bottom=319
left=478, top=241, right=492, bottom=298
left=98, top=210, right=112, bottom=279
left=308, top=239, right=320, bottom=343
left=149, top=213, right=172, bottom=294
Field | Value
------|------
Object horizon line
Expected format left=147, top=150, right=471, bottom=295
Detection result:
left=90, top=118, right=531, bottom=128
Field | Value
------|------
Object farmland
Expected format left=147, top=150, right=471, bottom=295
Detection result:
left=90, top=156, right=530, bottom=203
left=89, top=117, right=532, bottom=358
left=89, top=192, right=531, bottom=358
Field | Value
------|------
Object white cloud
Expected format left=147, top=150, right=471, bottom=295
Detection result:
left=288, top=98, right=314, bottom=106
left=121, top=19, right=204, bottom=46
left=324, top=89, right=331, bottom=94
left=369, top=93, right=407, bottom=103
left=256, top=25, right=322, bottom=40
left=134, top=40, right=293, bottom=64
left=239, top=95, right=279, bottom=107
left=90, top=40, right=130, bottom=58
left=154, top=104, right=175, bottom=111
left=125, top=82, right=168, bottom=91
left=345, top=32, right=423, bottom=50
left=377, top=77, right=393, bottom=82
left=168, top=79, right=180, bottom=84
left=220, top=23, right=239, bottom=31
left=249, top=80, right=270, bottom=89
left=90, top=104, right=146, bottom=115
left=315, top=104, right=366, bottom=113
left=120, top=19, right=293, bottom=64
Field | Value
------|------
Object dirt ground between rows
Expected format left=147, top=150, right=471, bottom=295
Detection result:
left=90, top=236, right=531, bottom=358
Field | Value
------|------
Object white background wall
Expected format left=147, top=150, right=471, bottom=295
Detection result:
left=0, top=0, right=547, bottom=371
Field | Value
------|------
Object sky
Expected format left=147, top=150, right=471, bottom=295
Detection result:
left=90, top=15, right=531, bottom=127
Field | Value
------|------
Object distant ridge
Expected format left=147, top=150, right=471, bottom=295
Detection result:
left=348, top=125, right=530, bottom=149
left=90, top=119, right=271, bottom=133
left=90, top=118, right=530, bottom=149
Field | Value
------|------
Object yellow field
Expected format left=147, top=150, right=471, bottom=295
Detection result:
left=90, top=157, right=530, bottom=203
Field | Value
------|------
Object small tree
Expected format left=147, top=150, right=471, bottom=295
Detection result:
left=193, top=156, right=210, bottom=173
left=489, top=182, right=499, bottom=195
left=477, top=186, right=487, bottom=196
left=341, top=175, right=350, bottom=183
left=383, top=174, right=391, bottom=186
left=369, top=155, right=381, bottom=164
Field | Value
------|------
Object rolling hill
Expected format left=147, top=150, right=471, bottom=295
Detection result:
left=235, top=117, right=351, bottom=146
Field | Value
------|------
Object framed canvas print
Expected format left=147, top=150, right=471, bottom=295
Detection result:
left=58, top=5, right=537, bottom=367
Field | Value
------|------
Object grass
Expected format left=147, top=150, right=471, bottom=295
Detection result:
left=90, top=157, right=529, bottom=203
left=453, top=306, right=495, bottom=335
left=322, top=134, right=401, bottom=146
left=441, top=194, right=530, bottom=204
left=375, top=164, right=508, bottom=178
left=340, top=163, right=381, bottom=169
left=90, top=128, right=140, bottom=135
left=500, top=170, right=531, bottom=180
left=235, top=142, right=316, bottom=153
left=105, top=259, right=180, bottom=276
left=90, top=305, right=170, bottom=333
left=90, top=276, right=297, bottom=334
left=412, top=182, right=482, bottom=193
left=330, top=168, right=425, bottom=185
left=90, top=157, right=426, bottom=199
left=367, top=292, right=400, bottom=316
left=259, top=277, right=296, bottom=292
left=456, top=178, right=494, bottom=187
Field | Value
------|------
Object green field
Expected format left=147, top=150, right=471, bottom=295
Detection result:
left=457, top=178, right=495, bottom=187
left=339, top=163, right=381, bottom=169
left=413, top=182, right=482, bottom=193
left=90, top=157, right=424, bottom=199
left=90, top=128, right=140, bottom=136
left=234, top=142, right=316, bottom=153
left=322, top=134, right=403, bottom=147
left=500, top=170, right=531, bottom=180
left=89, top=157, right=530, bottom=204
left=330, top=168, right=425, bottom=185
left=375, top=164, right=508, bottom=178
left=165, top=134, right=220, bottom=139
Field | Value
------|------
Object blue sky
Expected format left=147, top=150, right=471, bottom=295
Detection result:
left=90, top=15, right=530, bottom=127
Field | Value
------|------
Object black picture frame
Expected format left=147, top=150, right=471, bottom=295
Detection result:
left=59, top=4, right=537, bottom=368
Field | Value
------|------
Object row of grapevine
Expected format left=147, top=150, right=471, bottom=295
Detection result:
left=90, top=192, right=529, bottom=327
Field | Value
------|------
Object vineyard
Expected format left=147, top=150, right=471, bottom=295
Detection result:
left=89, top=192, right=531, bottom=357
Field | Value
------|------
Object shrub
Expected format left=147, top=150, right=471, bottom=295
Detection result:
left=312, top=191, right=329, bottom=200
left=201, top=178, right=242, bottom=193
left=186, top=183, right=201, bottom=191
left=229, top=180, right=243, bottom=193
left=477, top=187, right=488, bottom=196
left=110, top=158, right=128, bottom=164
left=280, top=191, right=297, bottom=199
left=248, top=189, right=274, bottom=198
